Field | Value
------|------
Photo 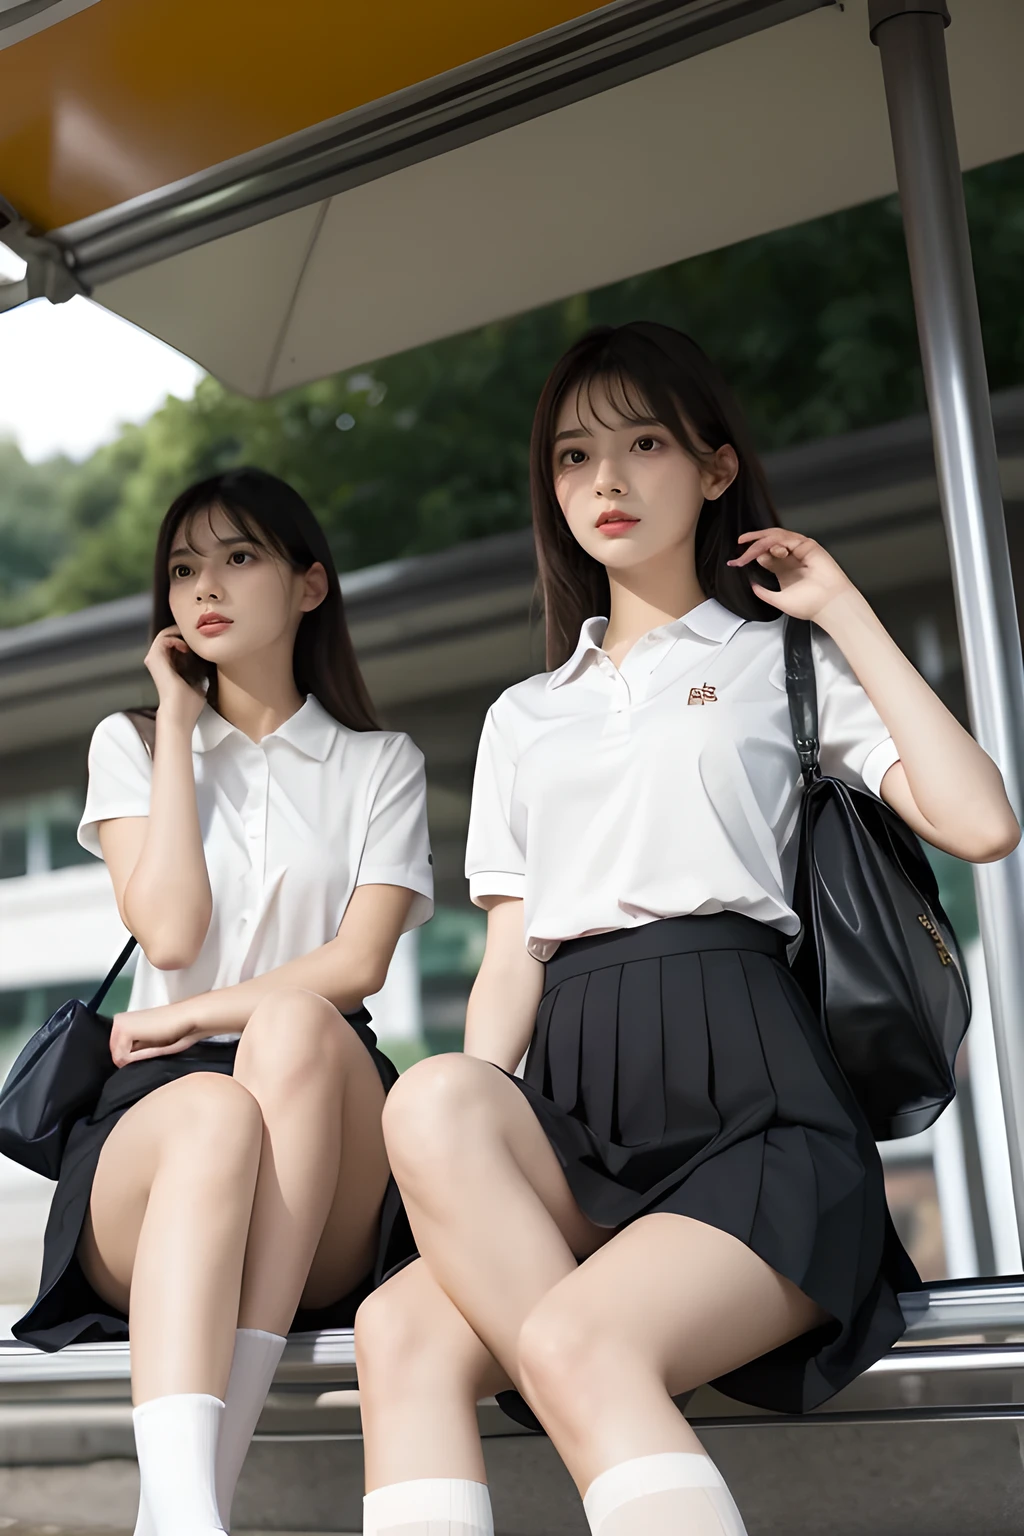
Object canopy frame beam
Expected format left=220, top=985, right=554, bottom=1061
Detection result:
left=871, top=0, right=1024, bottom=1256
left=48, top=0, right=832, bottom=292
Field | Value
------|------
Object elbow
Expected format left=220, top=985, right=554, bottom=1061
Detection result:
left=128, top=910, right=211, bottom=972
left=968, top=816, right=1022, bottom=864
left=141, top=929, right=208, bottom=970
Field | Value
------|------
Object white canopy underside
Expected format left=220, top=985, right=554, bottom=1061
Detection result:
left=92, top=0, right=1024, bottom=397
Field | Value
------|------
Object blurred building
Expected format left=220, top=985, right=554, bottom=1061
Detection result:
left=4, top=392, right=1024, bottom=1310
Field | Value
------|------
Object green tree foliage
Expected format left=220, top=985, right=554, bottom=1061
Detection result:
left=4, top=154, right=1024, bottom=625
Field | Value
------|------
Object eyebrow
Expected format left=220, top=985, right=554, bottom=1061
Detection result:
left=553, top=416, right=662, bottom=443
left=168, top=535, right=254, bottom=560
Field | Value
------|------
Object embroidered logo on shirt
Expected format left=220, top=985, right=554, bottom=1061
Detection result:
left=687, top=684, right=718, bottom=705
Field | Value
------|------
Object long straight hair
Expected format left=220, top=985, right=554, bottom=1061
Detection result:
left=529, top=322, right=780, bottom=669
left=151, top=467, right=379, bottom=731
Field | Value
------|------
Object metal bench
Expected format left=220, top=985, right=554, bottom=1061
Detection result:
left=2, top=1278, right=1024, bottom=1534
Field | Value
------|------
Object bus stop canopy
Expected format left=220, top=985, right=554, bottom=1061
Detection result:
left=1, top=0, right=1023, bottom=395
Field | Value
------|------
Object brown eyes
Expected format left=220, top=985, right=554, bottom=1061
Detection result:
left=636, top=437, right=656, bottom=451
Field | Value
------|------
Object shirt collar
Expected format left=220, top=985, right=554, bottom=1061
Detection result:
left=546, top=600, right=746, bottom=690
left=191, top=695, right=340, bottom=760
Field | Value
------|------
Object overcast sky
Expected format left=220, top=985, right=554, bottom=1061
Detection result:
left=0, top=246, right=203, bottom=463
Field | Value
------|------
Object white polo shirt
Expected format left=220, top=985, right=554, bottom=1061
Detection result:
left=465, top=600, right=900, bottom=960
left=79, top=696, right=434, bottom=1025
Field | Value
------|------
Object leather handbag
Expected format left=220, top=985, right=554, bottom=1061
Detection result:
left=783, top=617, right=971, bottom=1141
left=0, top=936, right=136, bottom=1178
left=0, top=709, right=156, bottom=1179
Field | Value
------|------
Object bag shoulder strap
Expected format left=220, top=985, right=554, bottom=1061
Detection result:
left=783, top=617, right=821, bottom=785
left=87, top=935, right=137, bottom=1013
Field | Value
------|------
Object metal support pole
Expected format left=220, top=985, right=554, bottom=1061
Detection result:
left=871, top=0, right=1024, bottom=1254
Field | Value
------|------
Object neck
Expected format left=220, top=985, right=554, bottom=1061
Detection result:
left=213, top=651, right=305, bottom=742
left=601, top=550, right=706, bottom=663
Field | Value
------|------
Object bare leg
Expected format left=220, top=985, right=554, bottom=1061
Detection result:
left=383, top=1058, right=828, bottom=1535
left=232, top=989, right=391, bottom=1333
left=516, top=1213, right=827, bottom=1492
left=80, top=1071, right=263, bottom=1403
left=382, top=1055, right=606, bottom=1383
left=356, top=1259, right=511, bottom=1490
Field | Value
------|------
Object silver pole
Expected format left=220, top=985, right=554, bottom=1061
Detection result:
left=870, top=0, right=1024, bottom=1252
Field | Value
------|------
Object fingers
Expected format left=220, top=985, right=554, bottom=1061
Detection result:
left=121, top=1041, right=191, bottom=1065
left=728, top=528, right=815, bottom=569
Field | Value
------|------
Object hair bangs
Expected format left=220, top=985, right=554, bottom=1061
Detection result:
left=560, top=341, right=710, bottom=469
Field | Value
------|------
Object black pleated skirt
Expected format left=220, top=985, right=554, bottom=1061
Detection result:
left=12, top=1008, right=406, bottom=1353
left=510, top=913, right=920, bottom=1415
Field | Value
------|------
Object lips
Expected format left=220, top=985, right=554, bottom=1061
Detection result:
left=596, top=510, right=640, bottom=535
left=197, top=613, right=232, bottom=634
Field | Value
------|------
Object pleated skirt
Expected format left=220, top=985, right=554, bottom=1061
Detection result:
left=511, top=912, right=920, bottom=1415
left=13, top=1008, right=405, bottom=1353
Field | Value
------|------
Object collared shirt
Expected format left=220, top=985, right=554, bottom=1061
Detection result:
left=79, top=696, right=433, bottom=1026
left=465, top=600, right=899, bottom=960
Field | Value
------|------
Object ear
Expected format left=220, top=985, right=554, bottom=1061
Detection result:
left=701, top=444, right=739, bottom=501
left=299, top=561, right=330, bottom=613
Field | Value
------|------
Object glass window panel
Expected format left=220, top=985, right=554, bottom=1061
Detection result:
left=48, top=814, right=94, bottom=870
left=0, top=824, right=27, bottom=880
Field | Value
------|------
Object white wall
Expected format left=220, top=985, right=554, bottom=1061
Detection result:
left=0, top=862, right=123, bottom=990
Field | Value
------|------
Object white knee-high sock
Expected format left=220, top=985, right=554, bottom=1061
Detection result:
left=363, top=1478, right=494, bottom=1536
left=132, top=1394, right=225, bottom=1536
left=132, top=1330, right=287, bottom=1536
left=215, top=1328, right=287, bottom=1530
left=582, top=1453, right=747, bottom=1536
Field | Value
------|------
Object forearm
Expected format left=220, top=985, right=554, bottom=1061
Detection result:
left=817, top=588, right=1019, bottom=853
left=124, top=712, right=212, bottom=963
left=180, top=936, right=386, bottom=1036
left=463, top=956, right=543, bottom=1072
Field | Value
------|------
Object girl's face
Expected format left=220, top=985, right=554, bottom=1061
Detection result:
left=551, top=378, right=738, bottom=577
left=166, top=503, right=327, bottom=667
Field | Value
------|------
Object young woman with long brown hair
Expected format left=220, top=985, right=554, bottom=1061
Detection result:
left=14, top=468, right=432, bottom=1536
left=353, top=323, right=1018, bottom=1536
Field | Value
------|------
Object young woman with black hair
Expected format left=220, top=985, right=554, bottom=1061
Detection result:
left=13, top=469, right=433, bottom=1536
left=354, top=323, right=1019, bottom=1536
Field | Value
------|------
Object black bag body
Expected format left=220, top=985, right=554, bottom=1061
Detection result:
left=0, top=937, right=137, bottom=1179
left=784, top=618, right=971, bottom=1141
left=0, top=711, right=154, bottom=1180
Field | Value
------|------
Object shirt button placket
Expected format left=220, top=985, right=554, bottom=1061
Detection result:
left=241, top=748, right=269, bottom=939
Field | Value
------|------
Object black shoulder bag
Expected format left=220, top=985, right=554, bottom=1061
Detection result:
left=0, top=937, right=137, bottom=1178
left=0, top=708, right=155, bottom=1178
left=783, top=618, right=971, bottom=1141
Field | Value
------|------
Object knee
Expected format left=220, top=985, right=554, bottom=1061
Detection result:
left=355, top=1281, right=445, bottom=1397
left=516, top=1296, right=611, bottom=1431
left=380, top=1054, right=489, bottom=1185
left=166, top=1072, right=263, bottom=1169
left=237, top=989, right=351, bottom=1094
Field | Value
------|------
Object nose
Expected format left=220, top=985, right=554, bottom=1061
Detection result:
left=194, top=572, right=222, bottom=602
left=593, top=456, right=626, bottom=498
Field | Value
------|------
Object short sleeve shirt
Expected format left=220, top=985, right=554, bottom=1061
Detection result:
left=80, top=696, right=434, bottom=1021
left=465, top=601, right=899, bottom=960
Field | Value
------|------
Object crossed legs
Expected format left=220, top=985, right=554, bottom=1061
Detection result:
left=80, top=988, right=389, bottom=1532
left=357, top=1054, right=827, bottom=1534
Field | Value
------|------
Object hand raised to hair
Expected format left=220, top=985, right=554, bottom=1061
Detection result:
left=144, top=627, right=206, bottom=729
left=727, top=528, right=857, bottom=624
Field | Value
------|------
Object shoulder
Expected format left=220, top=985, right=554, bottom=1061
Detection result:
left=89, top=711, right=154, bottom=767
left=335, top=725, right=425, bottom=776
left=487, top=668, right=559, bottom=728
